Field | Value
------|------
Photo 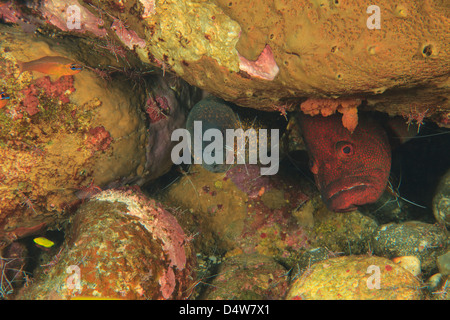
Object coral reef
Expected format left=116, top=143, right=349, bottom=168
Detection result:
left=0, top=0, right=448, bottom=302
left=18, top=75, right=75, bottom=116
left=4, top=0, right=447, bottom=125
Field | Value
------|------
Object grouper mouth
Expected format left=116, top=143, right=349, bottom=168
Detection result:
left=322, top=174, right=384, bottom=212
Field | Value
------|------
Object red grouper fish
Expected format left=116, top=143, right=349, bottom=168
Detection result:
left=298, top=113, right=391, bottom=212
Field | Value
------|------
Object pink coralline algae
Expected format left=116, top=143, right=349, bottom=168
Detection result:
left=111, top=20, right=146, bottom=50
left=146, top=95, right=170, bottom=123
left=85, top=126, right=113, bottom=153
left=238, top=45, right=280, bottom=81
left=0, top=2, right=40, bottom=33
left=19, top=75, right=75, bottom=116
left=139, top=0, right=156, bottom=19
left=0, top=2, right=20, bottom=24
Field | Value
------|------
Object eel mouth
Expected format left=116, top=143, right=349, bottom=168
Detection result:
left=322, top=175, right=383, bottom=212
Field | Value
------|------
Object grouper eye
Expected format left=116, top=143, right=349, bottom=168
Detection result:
left=336, top=141, right=354, bottom=157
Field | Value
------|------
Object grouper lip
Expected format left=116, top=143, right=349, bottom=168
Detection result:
left=322, top=172, right=384, bottom=212
left=327, top=182, right=369, bottom=200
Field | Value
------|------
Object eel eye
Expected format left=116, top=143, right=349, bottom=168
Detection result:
left=0, top=92, right=10, bottom=99
left=336, top=141, right=354, bottom=157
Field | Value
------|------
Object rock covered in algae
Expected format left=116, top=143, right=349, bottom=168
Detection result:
left=17, top=189, right=196, bottom=300
left=0, top=26, right=146, bottom=245
left=433, top=168, right=450, bottom=228
left=7, top=1, right=449, bottom=126
left=426, top=272, right=450, bottom=300
left=164, top=164, right=315, bottom=265
left=144, top=74, right=201, bottom=181
left=310, top=204, right=379, bottom=256
left=186, top=96, right=239, bottom=173
left=286, top=255, right=423, bottom=300
left=437, top=251, right=450, bottom=276
left=373, top=221, right=449, bottom=276
left=0, top=25, right=198, bottom=247
left=202, top=253, right=289, bottom=300
left=60, top=0, right=449, bottom=125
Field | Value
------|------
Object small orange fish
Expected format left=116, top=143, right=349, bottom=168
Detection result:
left=17, top=56, right=83, bottom=78
left=0, top=91, right=10, bottom=109
left=258, top=187, right=265, bottom=197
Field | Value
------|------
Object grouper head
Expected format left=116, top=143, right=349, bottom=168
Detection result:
left=299, top=113, right=391, bottom=212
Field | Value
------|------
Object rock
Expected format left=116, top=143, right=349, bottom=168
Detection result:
left=294, top=247, right=334, bottom=274
left=4, top=1, right=449, bottom=126
left=426, top=273, right=443, bottom=292
left=437, top=251, right=450, bottom=276
left=137, top=0, right=449, bottom=123
left=0, top=25, right=199, bottom=247
left=392, top=256, right=421, bottom=277
left=202, top=253, right=289, bottom=300
left=373, top=221, right=449, bottom=276
left=433, top=168, right=450, bottom=228
left=286, top=255, right=423, bottom=300
left=144, top=75, right=202, bottom=181
left=311, top=205, right=379, bottom=256
left=426, top=273, right=449, bottom=300
left=164, top=164, right=315, bottom=265
left=17, top=188, right=196, bottom=300
left=0, top=26, right=148, bottom=244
